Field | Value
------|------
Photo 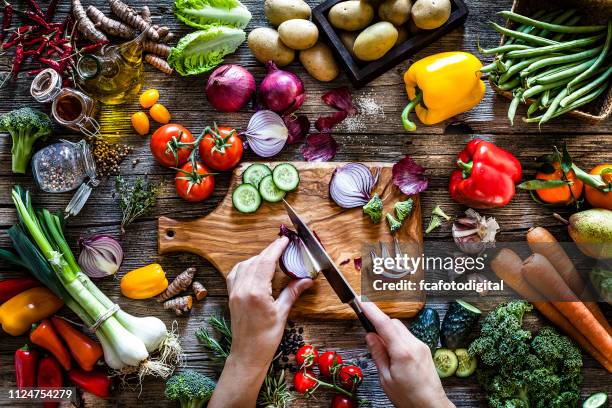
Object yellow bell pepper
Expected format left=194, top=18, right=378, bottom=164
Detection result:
left=0, top=287, right=63, bottom=336
left=121, top=263, right=168, bottom=299
left=402, top=51, right=486, bottom=131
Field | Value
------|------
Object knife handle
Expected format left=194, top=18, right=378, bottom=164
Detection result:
left=356, top=311, right=377, bottom=333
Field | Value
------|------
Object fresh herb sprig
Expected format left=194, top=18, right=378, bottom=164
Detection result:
left=115, top=176, right=161, bottom=234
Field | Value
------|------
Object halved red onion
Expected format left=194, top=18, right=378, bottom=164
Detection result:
left=78, top=235, right=123, bottom=278
left=329, top=163, right=379, bottom=208
left=278, top=225, right=318, bottom=279
left=243, top=110, right=288, bottom=157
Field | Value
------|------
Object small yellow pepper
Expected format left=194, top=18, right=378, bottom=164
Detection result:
left=402, top=51, right=486, bottom=131
left=0, top=287, right=63, bottom=336
left=121, top=263, right=168, bottom=299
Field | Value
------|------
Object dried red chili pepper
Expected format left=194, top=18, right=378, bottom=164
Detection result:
left=12, top=44, right=25, bottom=74
left=15, top=344, right=38, bottom=389
left=1, top=0, right=13, bottom=43
left=26, top=0, right=44, bottom=18
left=45, top=0, right=59, bottom=21
left=38, top=57, right=61, bottom=72
left=79, top=41, right=108, bottom=54
left=23, top=10, right=50, bottom=30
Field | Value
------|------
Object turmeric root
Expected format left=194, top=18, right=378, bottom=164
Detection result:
left=143, top=41, right=171, bottom=58
left=73, top=0, right=108, bottom=42
left=156, top=267, right=195, bottom=302
left=109, top=0, right=159, bottom=41
left=87, top=6, right=135, bottom=39
left=140, top=6, right=151, bottom=24
left=159, top=32, right=174, bottom=44
left=163, top=296, right=193, bottom=316
left=192, top=281, right=208, bottom=301
left=145, top=54, right=173, bottom=75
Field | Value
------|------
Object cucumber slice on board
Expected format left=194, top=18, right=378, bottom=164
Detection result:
left=232, top=184, right=261, bottom=213
left=454, top=348, right=477, bottom=378
left=259, top=175, right=286, bottom=203
left=272, top=163, right=300, bottom=192
left=583, top=392, right=608, bottom=408
left=434, top=348, right=458, bottom=378
left=242, top=163, right=272, bottom=188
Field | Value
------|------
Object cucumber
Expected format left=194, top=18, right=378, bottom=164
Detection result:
left=433, top=348, right=458, bottom=378
left=259, top=175, right=286, bottom=203
left=410, top=308, right=440, bottom=353
left=242, top=163, right=272, bottom=188
left=232, top=184, right=261, bottom=213
left=454, top=348, right=477, bottom=378
left=440, top=300, right=482, bottom=349
left=272, top=163, right=300, bottom=192
left=583, top=392, right=609, bottom=408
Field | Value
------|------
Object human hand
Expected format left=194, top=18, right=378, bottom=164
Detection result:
left=361, top=302, right=454, bottom=408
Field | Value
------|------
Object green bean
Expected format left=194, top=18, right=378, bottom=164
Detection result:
left=522, top=46, right=603, bottom=76
left=508, top=89, right=524, bottom=125
left=498, top=11, right=606, bottom=33
left=551, top=15, right=582, bottom=41
left=567, top=20, right=612, bottom=91
left=526, top=61, right=583, bottom=87
left=501, top=56, right=553, bottom=83
left=533, top=57, right=599, bottom=85
left=535, top=10, right=578, bottom=38
left=541, top=89, right=552, bottom=107
left=522, top=78, right=570, bottom=99
left=478, top=44, right=532, bottom=54
left=490, top=22, right=559, bottom=46
left=524, top=83, right=608, bottom=123
left=495, top=58, right=508, bottom=73
left=497, top=77, right=521, bottom=91
left=507, top=10, right=549, bottom=45
left=505, top=34, right=605, bottom=58
left=480, top=62, right=498, bottom=73
left=540, top=87, right=570, bottom=123
left=527, top=94, right=543, bottom=116
left=561, top=66, right=612, bottom=107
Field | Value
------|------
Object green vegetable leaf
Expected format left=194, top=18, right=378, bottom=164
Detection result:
left=518, top=179, right=569, bottom=190
left=174, top=0, right=252, bottom=29
left=559, top=144, right=573, bottom=175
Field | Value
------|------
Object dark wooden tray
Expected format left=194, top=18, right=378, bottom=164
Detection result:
left=312, top=0, right=469, bottom=87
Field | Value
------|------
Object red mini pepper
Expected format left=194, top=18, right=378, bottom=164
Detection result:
left=0, top=277, right=40, bottom=302
left=449, top=139, right=522, bottom=209
left=68, top=368, right=112, bottom=398
left=15, top=344, right=38, bottom=388
left=37, top=356, right=63, bottom=408
left=30, top=320, right=72, bottom=371
left=51, top=316, right=103, bottom=372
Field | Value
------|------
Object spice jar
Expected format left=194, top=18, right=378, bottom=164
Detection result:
left=31, top=140, right=99, bottom=217
left=30, top=68, right=100, bottom=136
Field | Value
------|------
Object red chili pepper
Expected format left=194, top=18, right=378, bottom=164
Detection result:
left=26, top=0, right=44, bottom=18
left=449, top=139, right=523, bottom=209
left=12, top=44, right=24, bottom=74
left=24, top=10, right=50, bottom=30
left=68, top=368, right=111, bottom=398
left=15, top=344, right=38, bottom=389
left=22, top=36, right=45, bottom=46
left=30, top=320, right=72, bottom=371
left=45, top=0, right=59, bottom=21
left=0, top=277, right=41, bottom=302
left=37, top=356, right=63, bottom=408
left=1, top=0, right=13, bottom=43
left=39, top=57, right=61, bottom=72
left=79, top=41, right=108, bottom=54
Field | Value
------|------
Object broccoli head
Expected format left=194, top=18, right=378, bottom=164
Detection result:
left=165, top=370, right=216, bottom=408
left=363, top=193, right=383, bottom=223
left=0, top=107, right=52, bottom=174
left=385, top=213, right=402, bottom=234
left=394, top=198, right=414, bottom=222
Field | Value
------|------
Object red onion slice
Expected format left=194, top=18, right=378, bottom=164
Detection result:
left=329, top=163, right=378, bottom=208
left=278, top=225, right=318, bottom=279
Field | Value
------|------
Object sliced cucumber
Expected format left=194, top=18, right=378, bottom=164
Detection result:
left=433, top=348, right=458, bottom=378
left=272, top=163, right=300, bottom=192
left=232, top=184, right=261, bottom=213
left=454, top=348, right=477, bottom=378
left=456, top=299, right=482, bottom=315
left=242, top=163, right=272, bottom=189
left=259, top=175, right=286, bottom=203
left=583, top=392, right=609, bottom=408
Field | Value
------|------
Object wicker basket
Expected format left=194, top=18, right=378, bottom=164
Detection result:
left=491, top=0, right=612, bottom=124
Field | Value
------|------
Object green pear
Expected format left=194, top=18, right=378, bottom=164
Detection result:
left=569, top=208, right=612, bottom=259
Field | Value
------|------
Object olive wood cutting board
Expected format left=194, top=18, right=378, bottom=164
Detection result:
left=158, top=162, right=424, bottom=319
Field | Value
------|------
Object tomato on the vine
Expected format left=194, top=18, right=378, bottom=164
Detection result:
left=198, top=126, right=243, bottom=171
left=331, top=394, right=357, bottom=408
left=296, top=345, right=319, bottom=368
left=338, top=365, right=363, bottom=391
left=150, top=124, right=194, bottom=168
left=175, top=161, right=215, bottom=202
left=318, top=351, right=343, bottom=378
left=293, top=370, right=318, bottom=394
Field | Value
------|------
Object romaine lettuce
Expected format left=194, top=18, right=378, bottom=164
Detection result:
left=174, top=0, right=252, bottom=29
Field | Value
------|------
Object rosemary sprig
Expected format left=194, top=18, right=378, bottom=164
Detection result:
left=257, top=368, right=294, bottom=408
left=114, top=175, right=160, bottom=234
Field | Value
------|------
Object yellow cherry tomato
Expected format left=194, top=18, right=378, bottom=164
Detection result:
left=139, top=89, right=160, bottom=109
left=131, top=111, right=150, bottom=135
left=150, top=103, right=171, bottom=124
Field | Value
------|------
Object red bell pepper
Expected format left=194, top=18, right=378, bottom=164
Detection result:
left=15, top=344, right=38, bottom=388
left=30, top=320, right=72, bottom=371
left=449, top=139, right=522, bottom=209
left=68, top=368, right=112, bottom=398
left=0, top=277, right=40, bottom=302
left=37, top=355, right=63, bottom=408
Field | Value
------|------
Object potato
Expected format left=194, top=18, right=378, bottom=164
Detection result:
left=278, top=19, right=319, bottom=50
left=353, top=22, right=398, bottom=61
left=328, top=1, right=374, bottom=31
left=248, top=27, right=295, bottom=66
left=339, top=30, right=359, bottom=58
left=411, top=0, right=451, bottom=30
left=378, top=0, right=412, bottom=26
left=299, top=42, right=339, bottom=82
left=264, top=0, right=311, bottom=26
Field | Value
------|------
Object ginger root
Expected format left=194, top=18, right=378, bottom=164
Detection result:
left=87, top=5, right=135, bottom=39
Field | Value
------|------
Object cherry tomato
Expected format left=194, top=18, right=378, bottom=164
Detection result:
left=150, top=103, right=171, bottom=124
left=331, top=394, right=357, bottom=408
left=150, top=124, right=194, bottom=168
left=296, top=345, right=319, bottom=368
left=140, top=89, right=159, bottom=108
left=293, top=369, right=317, bottom=394
left=317, top=351, right=343, bottom=378
left=198, top=126, right=243, bottom=171
left=131, top=112, right=150, bottom=135
left=175, top=161, right=215, bottom=202
left=338, top=365, right=363, bottom=391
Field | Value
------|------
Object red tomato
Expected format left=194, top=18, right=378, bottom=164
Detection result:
left=318, top=351, right=343, bottom=378
left=293, top=370, right=317, bottom=394
left=331, top=394, right=357, bottom=408
left=150, top=124, right=194, bottom=168
left=338, top=365, right=363, bottom=391
left=198, top=126, right=243, bottom=171
left=175, top=161, right=215, bottom=202
left=296, top=345, right=319, bottom=368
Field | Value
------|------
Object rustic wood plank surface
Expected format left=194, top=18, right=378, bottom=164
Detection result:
left=0, top=0, right=610, bottom=407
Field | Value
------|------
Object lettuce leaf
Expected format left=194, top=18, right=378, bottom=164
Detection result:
left=168, top=26, right=246, bottom=76
left=174, top=0, right=252, bottom=29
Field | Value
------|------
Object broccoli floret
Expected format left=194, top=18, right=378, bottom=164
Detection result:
left=363, top=193, right=383, bottom=223
left=165, top=370, right=216, bottom=408
left=394, top=198, right=414, bottom=222
left=385, top=213, right=402, bottom=233
left=425, top=205, right=451, bottom=234
left=0, top=108, right=52, bottom=174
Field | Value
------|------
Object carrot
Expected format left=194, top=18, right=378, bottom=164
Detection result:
left=521, top=253, right=612, bottom=362
left=491, top=249, right=612, bottom=372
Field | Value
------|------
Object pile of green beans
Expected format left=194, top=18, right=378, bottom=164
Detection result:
left=479, top=9, right=612, bottom=125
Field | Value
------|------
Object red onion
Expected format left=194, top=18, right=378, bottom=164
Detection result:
left=278, top=225, right=317, bottom=279
left=206, top=64, right=256, bottom=112
left=259, top=61, right=305, bottom=114
left=243, top=110, right=288, bottom=157
left=329, top=163, right=379, bottom=208
left=78, top=235, right=123, bottom=278
left=392, top=155, right=428, bottom=195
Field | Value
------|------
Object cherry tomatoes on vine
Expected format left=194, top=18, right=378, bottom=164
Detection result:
left=293, top=370, right=318, bottom=394
left=318, top=351, right=343, bottom=378
left=198, top=126, right=243, bottom=171
left=150, top=124, right=194, bottom=168
left=338, top=365, right=363, bottom=391
left=331, top=394, right=357, bottom=408
left=175, top=161, right=215, bottom=202
left=296, top=345, right=319, bottom=368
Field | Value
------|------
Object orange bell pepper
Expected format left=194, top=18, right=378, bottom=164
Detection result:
left=30, top=319, right=72, bottom=371
left=51, top=316, right=103, bottom=372
left=0, top=287, right=63, bottom=336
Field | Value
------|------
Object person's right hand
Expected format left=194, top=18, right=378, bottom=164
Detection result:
left=360, top=302, right=455, bottom=408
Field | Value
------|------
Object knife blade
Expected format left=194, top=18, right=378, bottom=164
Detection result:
left=283, top=200, right=376, bottom=333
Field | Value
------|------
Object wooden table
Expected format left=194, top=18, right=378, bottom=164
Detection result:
left=0, top=0, right=610, bottom=406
